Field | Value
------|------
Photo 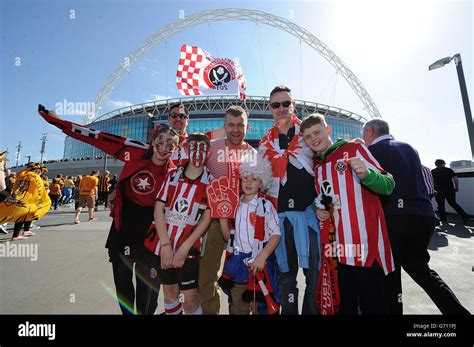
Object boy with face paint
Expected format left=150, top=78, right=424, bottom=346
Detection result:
left=188, top=139, right=209, bottom=167
left=152, top=133, right=213, bottom=315
left=167, top=103, right=226, bottom=166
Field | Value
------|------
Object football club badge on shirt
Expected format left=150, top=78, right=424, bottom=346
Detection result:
left=166, top=197, right=191, bottom=228
left=334, top=159, right=347, bottom=175
left=131, top=170, right=155, bottom=195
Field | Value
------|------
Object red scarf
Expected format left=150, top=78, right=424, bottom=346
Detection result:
left=315, top=206, right=340, bottom=315
left=258, top=115, right=314, bottom=208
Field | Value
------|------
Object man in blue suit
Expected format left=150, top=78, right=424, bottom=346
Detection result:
left=363, top=119, right=469, bottom=315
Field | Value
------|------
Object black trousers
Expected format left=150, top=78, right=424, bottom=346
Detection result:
left=384, top=214, right=470, bottom=315
left=98, top=192, right=109, bottom=207
left=49, top=195, right=60, bottom=210
left=110, top=245, right=160, bottom=315
left=337, top=262, right=386, bottom=314
left=106, top=200, right=160, bottom=315
left=435, top=191, right=468, bottom=221
left=13, top=221, right=32, bottom=238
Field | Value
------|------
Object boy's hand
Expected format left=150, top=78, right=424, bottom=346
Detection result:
left=345, top=157, right=368, bottom=179
left=172, top=244, right=190, bottom=269
left=38, top=104, right=59, bottom=118
left=160, top=245, right=174, bottom=270
left=316, top=208, right=330, bottom=221
left=249, top=253, right=266, bottom=275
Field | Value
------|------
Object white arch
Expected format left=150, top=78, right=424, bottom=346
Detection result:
left=88, top=8, right=381, bottom=123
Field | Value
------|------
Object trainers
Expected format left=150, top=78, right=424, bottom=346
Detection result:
left=74, top=220, right=81, bottom=224
left=23, top=231, right=36, bottom=236
left=0, top=226, right=8, bottom=234
left=463, top=217, right=471, bottom=225
left=30, top=223, right=41, bottom=230
left=89, top=216, right=97, bottom=221
left=11, top=236, right=28, bottom=241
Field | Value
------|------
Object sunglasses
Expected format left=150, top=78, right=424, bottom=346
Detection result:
left=270, top=100, right=292, bottom=109
left=169, top=112, right=189, bottom=119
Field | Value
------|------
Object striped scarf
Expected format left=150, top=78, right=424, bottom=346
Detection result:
left=258, top=115, right=314, bottom=208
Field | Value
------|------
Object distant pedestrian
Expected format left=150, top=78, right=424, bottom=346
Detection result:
left=431, top=159, right=471, bottom=224
left=75, top=170, right=99, bottom=223
left=49, top=178, right=62, bottom=210
left=63, top=176, right=74, bottom=205
left=98, top=171, right=111, bottom=209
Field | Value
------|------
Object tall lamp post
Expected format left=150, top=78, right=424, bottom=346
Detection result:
left=429, top=53, right=474, bottom=160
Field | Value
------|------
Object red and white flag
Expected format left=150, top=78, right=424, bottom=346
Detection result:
left=176, top=44, right=247, bottom=100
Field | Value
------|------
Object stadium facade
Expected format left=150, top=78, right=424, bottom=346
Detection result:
left=63, top=95, right=366, bottom=159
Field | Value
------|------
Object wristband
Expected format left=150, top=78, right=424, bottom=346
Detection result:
left=161, top=241, right=171, bottom=248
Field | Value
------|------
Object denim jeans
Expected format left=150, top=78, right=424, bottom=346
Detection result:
left=278, top=217, right=320, bottom=314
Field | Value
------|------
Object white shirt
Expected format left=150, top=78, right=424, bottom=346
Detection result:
left=371, top=134, right=393, bottom=146
left=234, top=196, right=280, bottom=254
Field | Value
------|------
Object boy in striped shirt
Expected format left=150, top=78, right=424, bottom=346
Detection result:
left=218, top=154, right=281, bottom=314
left=152, top=133, right=212, bottom=315
left=300, top=113, right=395, bottom=314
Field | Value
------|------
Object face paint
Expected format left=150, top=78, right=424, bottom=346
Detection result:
left=153, top=133, right=177, bottom=159
left=188, top=141, right=209, bottom=167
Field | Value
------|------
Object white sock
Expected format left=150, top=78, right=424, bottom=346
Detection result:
left=164, top=298, right=183, bottom=315
left=189, top=305, right=202, bottom=315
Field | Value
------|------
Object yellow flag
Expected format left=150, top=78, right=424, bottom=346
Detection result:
left=0, top=170, right=51, bottom=223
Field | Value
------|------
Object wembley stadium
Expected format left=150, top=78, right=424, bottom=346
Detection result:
left=64, top=95, right=366, bottom=159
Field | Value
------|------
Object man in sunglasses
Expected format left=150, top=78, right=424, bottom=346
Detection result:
left=258, top=85, right=320, bottom=314
left=167, top=103, right=225, bottom=166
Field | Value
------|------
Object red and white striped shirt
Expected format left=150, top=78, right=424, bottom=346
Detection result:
left=155, top=166, right=213, bottom=254
left=234, top=196, right=280, bottom=254
left=314, top=141, right=394, bottom=274
left=207, top=138, right=257, bottom=179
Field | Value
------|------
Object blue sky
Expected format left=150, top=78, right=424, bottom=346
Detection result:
left=0, top=0, right=472, bottom=168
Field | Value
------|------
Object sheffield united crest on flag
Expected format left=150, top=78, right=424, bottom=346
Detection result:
left=176, top=45, right=247, bottom=100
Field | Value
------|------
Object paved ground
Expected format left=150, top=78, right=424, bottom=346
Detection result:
left=0, top=206, right=472, bottom=314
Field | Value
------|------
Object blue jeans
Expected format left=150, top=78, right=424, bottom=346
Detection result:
left=278, top=217, right=320, bottom=314
left=63, top=188, right=73, bottom=204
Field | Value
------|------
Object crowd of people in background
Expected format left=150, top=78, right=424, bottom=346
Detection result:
left=8, top=155, right=114, bottom=170
left=0, top=164, right=118, bottom=234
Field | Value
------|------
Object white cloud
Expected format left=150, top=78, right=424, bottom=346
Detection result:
left=108, top=100, right=133, bottom=109
left=144, top=94, right=171, bottom=102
